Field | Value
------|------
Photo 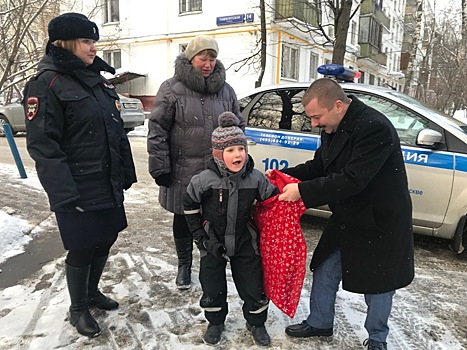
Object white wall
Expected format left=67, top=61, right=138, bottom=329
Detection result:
left=68, top=0, right=403, bottom=99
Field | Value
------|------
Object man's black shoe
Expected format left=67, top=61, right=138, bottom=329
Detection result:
left=363, top=338, right=388, bottom=350
left=285, top=320, right=333, bottom=338
left=246, top=323, right=271, bottom=346
left=203, top=323, right=224, bottom=345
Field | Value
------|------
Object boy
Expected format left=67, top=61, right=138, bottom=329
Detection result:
left=183, top=112, right=278, bottom=346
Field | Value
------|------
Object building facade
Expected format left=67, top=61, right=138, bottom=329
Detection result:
left=66, top=0, right=406, bottom=110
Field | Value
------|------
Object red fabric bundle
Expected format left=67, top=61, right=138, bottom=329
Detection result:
left=254, top=170, right=307, bottom=318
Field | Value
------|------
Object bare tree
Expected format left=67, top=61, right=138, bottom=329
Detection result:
left=0, top=0, right=62, bottom=103
left=0, top=0, right=107, bottom=103
left=226, top=0, right=361, bottom=87
left=329, top=0, right=353, bottom=64
left=255, top=0, right=267, bottom=88
left=429, top=16, right=467, bottom=114
left=403, top=0, right=423, bottom=95
left=272, top=0, right=361, bottom=64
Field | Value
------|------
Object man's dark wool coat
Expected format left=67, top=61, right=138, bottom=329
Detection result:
left=283, top=96, right=414, bottom=294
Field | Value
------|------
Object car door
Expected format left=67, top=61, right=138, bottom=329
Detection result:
left=11, top=102, right=25, bottom=131
left=241, top=87, right=320, bottom=172
left=349, top=91, right=454, bottom=230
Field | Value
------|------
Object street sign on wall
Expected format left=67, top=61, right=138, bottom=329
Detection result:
left=216, top=13, right=255, bottom=26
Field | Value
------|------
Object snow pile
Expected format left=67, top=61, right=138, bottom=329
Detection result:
left=0, top=210, right=32, bottom=264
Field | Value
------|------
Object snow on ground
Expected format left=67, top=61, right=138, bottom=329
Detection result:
left=0, top=210, right=31, bottom=265
left=1, top=127, right=467, bottom=349
left=0, top=122, right=147, bottom=266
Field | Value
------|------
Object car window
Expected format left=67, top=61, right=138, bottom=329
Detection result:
left=242, top=89, right=320, bottom=134
left=352, top=92, right=429, bottom=145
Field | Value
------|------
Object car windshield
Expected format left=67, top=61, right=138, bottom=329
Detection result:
left=387, top=91, right=467, bottom=135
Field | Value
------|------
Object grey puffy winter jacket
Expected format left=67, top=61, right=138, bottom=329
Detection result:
left=147, top=53, right=244, bottom=214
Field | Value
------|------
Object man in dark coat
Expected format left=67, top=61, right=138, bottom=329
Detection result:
left=271, top=78, right=414, bottom=350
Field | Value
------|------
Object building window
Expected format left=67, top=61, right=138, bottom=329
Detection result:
left=359, top=16, right=382, bottom=49
left=281, top=44, right=299, bottom=80
left=275, top=0, right=320, bottom=27
left=179, top=0, right=202, bottom=14
left=351, top=21, right=357, bottom=45
left=360, top=70, right=365, bottom=83
left=104, top=50, right=121, bottom=69
left=104, top=0, right=119, bottom=23
left=310, top=52, right=319, bottom=80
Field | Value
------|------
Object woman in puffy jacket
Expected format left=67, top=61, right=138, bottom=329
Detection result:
left=23, top=13, right=137, bottom=337
left=147, top=35, right=244, bottom=290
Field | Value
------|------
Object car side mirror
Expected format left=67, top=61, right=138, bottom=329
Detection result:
left=416, top=128, right=442, bottom=147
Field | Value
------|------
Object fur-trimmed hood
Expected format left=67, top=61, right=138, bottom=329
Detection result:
left=174, top=53, right=226, bottom=95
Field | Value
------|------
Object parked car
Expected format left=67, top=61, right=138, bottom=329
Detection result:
left=0, top=95, right=144, bottom=136
left=238, top=79, right=467, bottom=253
left=0, top=98, right=24, bottom=136
left=118, top=94, right=145, bottom=134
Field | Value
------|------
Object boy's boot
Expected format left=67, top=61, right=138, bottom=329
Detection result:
left=203, top=323, right=225, bottom=345
left=66, top=263, right=101, bottom=337
left=88, top=255, right=119, bottom=310
left=174, top=237, right=192, bottom=289
left=247, top=323, right=271, bottom=347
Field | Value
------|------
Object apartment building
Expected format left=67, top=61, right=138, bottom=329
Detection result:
left=67, top=0, right=406, bottom=110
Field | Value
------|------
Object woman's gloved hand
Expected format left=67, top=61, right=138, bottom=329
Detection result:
left=155, top=173, right=171, bottom=187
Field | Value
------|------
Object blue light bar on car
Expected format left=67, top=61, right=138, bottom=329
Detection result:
left=317, top=64, right=361, bottom=82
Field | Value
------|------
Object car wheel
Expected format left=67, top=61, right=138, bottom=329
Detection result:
left=0, top=115, right=18, bottom=136
left=460, top=222, right=467, bottom=259
left=0, top=115, right=8, bottom=137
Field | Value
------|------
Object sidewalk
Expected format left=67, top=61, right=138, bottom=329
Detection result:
left=0, top=164, right=322, bottom=350
left=1, top=136, right=467, bottom=349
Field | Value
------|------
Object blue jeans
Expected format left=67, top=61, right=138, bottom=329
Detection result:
left=306, top=249, right=395, bottom=343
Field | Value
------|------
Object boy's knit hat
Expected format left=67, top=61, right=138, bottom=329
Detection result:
left=48, top=13, right=99, bottom=42
left=212, top=112, right=247, bottom=163
left=185, top=35, right=218, bottom=61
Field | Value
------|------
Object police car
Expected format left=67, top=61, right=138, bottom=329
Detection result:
left=239, top=65, right=467, bottom=253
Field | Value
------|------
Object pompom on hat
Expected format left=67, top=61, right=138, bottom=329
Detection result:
left=212, top=112, right=247, bottom=168
left=48, top=12, right=99, bottom=43
left=184, top=35, right=219, bottom=61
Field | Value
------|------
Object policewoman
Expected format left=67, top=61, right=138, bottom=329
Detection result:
left=23, top=13, right=137, bottom=337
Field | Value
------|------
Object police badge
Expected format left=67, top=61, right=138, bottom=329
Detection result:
left=26, top=97, right=39, bottom=120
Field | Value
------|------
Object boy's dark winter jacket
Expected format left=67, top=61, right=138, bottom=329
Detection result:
left=183, top=156, right=278, bottom=257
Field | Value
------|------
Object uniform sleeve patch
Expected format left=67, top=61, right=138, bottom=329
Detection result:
left=26, top=97, right=39, bottom=120
left=115, top=99, right=121, bottom=111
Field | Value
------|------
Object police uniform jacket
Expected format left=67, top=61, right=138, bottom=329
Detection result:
left=282, top=96, right=414, bottom=294
left=147, top=54, right=244, bottom=215
left=23, top=45, right=137, bottom=212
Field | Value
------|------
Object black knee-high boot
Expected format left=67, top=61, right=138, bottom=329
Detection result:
left=88, top=255, right=119, bottom=310
left=66, top=263, right=101, bottom=337
left=174, top=237, right=192, bottom=289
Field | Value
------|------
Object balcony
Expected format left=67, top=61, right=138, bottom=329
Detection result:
left=358, top=43, right=387, bottom=66
left=360, top=0, right=390, bottom=30
left=275, top=0, right=319, bottom=27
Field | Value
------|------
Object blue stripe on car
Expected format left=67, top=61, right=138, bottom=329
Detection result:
left=246, top=128, right=467, bottom=172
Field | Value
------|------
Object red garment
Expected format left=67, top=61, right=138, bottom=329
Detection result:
left=254, top=170, right=307, bottom=318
